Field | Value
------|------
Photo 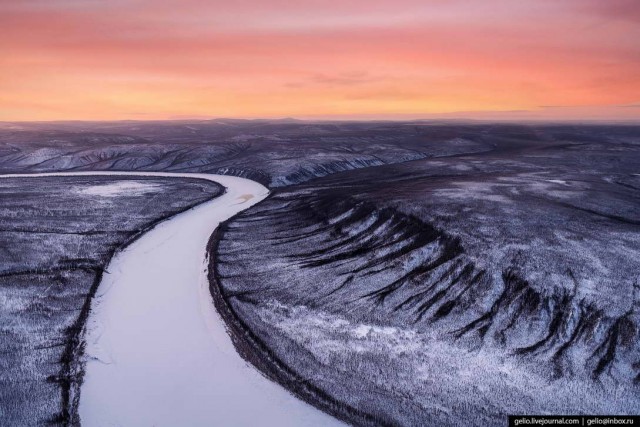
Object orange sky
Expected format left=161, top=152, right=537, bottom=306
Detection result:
left=1, top=0, right=639, bottom=121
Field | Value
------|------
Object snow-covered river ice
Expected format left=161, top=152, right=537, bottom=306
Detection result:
left=2, top=172, right=341, bottom=426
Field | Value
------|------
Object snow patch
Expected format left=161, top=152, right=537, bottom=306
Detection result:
left=74, top=181, right=162, bottom=197
left=547, top=179, right=569, bottom=185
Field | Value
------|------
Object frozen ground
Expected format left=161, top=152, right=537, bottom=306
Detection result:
left=0, top=174, right=222, bottom=425
left=1, top=121, right=639, bottom=426
left=215, top=124, right=640, bottom=425
left=0, top=120, right=491, bottom=187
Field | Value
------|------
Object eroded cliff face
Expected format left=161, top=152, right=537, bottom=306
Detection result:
left=214, top=126, right=640, bottom=425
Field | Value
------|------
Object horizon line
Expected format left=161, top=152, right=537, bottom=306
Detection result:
left=1, top=117, right=639, bottom=125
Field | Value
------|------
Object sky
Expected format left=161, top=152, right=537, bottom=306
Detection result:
left=1, top=0, right=639, bottom=121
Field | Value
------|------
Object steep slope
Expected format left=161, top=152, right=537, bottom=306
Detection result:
left=213, top=125, right=640, bottom=425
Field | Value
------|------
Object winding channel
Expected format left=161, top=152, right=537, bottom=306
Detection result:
left=1, top=172, right=341, bottom=426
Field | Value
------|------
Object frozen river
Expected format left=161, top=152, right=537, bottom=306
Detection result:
left=2, top=172, right=341, bottom=426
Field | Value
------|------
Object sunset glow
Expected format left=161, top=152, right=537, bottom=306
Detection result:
left=1, top=0, right=639, bottom=121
